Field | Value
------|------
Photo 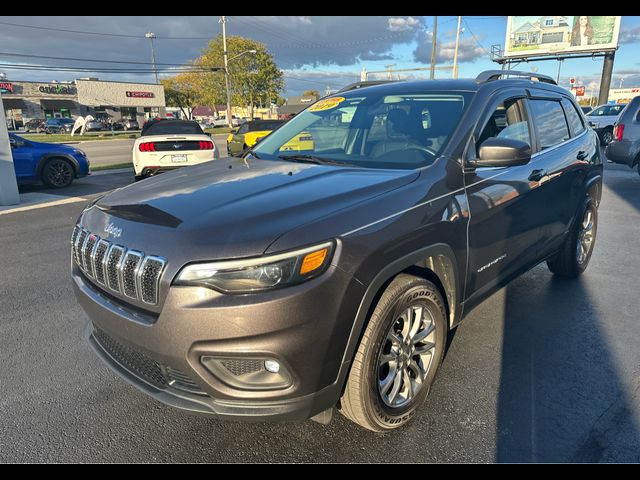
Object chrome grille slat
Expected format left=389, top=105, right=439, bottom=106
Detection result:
left=82, top=234, right=98, bottom=278
left=72, top=224, right=166, bottom=306
left=139, top=256, right=166, bottom=305
left=75, top=229, right=88, bottom=269
left=106, top=245, right=126, bottom=294
left=93, top=240, right=110, bottom=286
left=121, top=251, right=143, bottom=299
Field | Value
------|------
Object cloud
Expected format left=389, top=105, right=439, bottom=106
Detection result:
left=413, top=31, right=486, bottom=65
left=388, top=17, right=421, bottom=32
left=619, top=27, right=640, bottom=44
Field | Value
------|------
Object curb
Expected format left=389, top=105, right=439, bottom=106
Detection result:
left=91, top=168, right=133, bottom=176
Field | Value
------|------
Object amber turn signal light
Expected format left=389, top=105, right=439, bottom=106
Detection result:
left=299, top=248, right=329, bottom=275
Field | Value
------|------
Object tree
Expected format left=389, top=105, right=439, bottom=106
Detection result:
left=161, top=74, right=199, bottom=119
left=303, top=90, right=320, bottom=98
left=196, top=35, right=284, bottom=119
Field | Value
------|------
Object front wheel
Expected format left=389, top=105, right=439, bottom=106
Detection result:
left=339, top=274, right=447, bottom=432
left=547, top=198, right=598, bottom=277
left=42, top=158, right=74, bottom=188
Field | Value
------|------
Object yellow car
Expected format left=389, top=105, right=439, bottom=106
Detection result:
left=226, top=119, right=314, bottom=156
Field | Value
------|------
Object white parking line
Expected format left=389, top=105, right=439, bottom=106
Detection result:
left=0, top=192, right=88, bottom=216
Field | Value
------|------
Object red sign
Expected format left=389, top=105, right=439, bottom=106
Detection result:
left=0, top=82, right=14, bottom=93
left=126, top=91, right=155, bottom=98
left=570, top=78, right=576, bottom=85
left=575, top=86, right=585, bottom=96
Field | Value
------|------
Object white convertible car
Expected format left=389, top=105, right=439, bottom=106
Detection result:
left=133, top=119, right=219, bottom=181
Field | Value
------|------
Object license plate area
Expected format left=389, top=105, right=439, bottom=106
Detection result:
left=171, top=155, right=187, bottom=163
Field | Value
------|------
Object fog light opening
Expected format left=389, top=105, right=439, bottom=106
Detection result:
left=264, top=359, right=280, bottom=373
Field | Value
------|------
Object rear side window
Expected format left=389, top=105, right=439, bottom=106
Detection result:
left=528, top=99, right=570, bottom=150
left=561, top=98, right=585, bottom=137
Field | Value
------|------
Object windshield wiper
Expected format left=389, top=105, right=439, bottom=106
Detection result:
left=277, top=154, right=354, bottom=167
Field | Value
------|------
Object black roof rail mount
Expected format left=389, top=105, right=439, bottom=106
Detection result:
left=475, top=70, right=557, bottom=86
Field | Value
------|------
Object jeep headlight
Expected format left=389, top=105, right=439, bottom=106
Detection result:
left=175, top=241, right=335, bottom=293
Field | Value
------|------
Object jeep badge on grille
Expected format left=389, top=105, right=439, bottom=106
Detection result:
left=104, top=223, right=122, bottom=238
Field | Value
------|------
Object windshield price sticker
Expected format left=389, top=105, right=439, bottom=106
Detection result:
left=309, top=97, right=345, bottom=112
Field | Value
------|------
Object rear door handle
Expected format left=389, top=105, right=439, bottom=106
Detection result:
left=528, top=169, right=546, bottom=182
left=577, top=151, right=589, bottom=161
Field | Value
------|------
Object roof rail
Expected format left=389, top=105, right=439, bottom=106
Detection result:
left=336, top=80, right=399, bottom=93
left=475, top=70, right=557, bottom=85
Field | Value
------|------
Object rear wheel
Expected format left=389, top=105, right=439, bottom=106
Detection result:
left=42, top=158, right=74, bottom=188
left=547, top=198, right=597, bottom=277
left=339, top=274, right=447, bottom=432
left=600, top=128, right=614, bottom=146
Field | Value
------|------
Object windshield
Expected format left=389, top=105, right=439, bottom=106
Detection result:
left=252, top=90, right=471, bottom=169
left=588, top=105, right=626, bottom=116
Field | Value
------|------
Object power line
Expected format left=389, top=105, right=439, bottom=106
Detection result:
left=0, top=63, right=221, bottom=74
left=0, top=20, right=214, bottom=40
left=463, top=19, right=490, bottom=57
left=0, top=51, right=197, bottom=66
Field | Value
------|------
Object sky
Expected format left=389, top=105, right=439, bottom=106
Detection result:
left=2, top=16, right=640, bottom=98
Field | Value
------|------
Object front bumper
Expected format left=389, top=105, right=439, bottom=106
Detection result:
left=72, top=260, right=365, bottom=421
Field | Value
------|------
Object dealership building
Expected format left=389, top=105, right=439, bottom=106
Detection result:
left=1, top=79, right=166, bottom=127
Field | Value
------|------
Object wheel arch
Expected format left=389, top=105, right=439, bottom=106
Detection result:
left=36, top=153, right=80, bottom=179
left=336, top=244, right=462, bottom=396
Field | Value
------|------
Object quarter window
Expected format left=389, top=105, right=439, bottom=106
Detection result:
left=528, top=99, right=571, bottom=150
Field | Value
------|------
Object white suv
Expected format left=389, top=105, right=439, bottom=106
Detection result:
left=133, top=120, right=219, bottom=181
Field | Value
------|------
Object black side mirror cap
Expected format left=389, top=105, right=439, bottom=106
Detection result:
left=473, top=137, right=532, bottom=168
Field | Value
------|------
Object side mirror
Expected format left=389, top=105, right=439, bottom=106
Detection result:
left=474, top=137, right=531, bottom=168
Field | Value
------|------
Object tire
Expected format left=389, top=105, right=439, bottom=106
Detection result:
left=41, top=158, right=75, bottom=188
left=547, top=197, right=598, bottom=277
left=339, top=274, right=447, bottom=432
left=600, top=128, right=613, bottom=146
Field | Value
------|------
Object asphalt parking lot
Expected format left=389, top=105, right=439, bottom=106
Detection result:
left=0, top=161, right=639, bottom=463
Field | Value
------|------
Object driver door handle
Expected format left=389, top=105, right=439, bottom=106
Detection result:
left=528, top=169, right=546, bottom=182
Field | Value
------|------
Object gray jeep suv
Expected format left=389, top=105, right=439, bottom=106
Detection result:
left=71, top=71, right=602, bottom=432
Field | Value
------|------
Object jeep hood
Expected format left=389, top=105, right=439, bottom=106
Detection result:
left=85, top=157, right=419, bottom=260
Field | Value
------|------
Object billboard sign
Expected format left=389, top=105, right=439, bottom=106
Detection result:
left=505, top=16, right=621, bottom=58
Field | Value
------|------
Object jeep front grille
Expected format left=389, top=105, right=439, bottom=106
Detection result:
left=71, top=225, right=166, bottom=306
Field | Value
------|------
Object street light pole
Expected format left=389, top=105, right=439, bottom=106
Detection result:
left=145, top=32, right=159, bottom=84
left=220, top=16, right=233, bottom=128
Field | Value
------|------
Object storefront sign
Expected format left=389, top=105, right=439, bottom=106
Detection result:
left=0, top=82, right=13, bottom=94
left=126, top=91, right=155, bottom=98
left=39, top=85, right=76, bottom=95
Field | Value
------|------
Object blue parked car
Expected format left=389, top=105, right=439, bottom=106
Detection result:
left=9, top=133, right=90, bottom=188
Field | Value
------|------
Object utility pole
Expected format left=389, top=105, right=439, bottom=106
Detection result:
left=598, top=52, right=615, bottom=106
left=452, top=16, right=462, bottom=79
left=220, top=16, right=233, bottom=128
left=430, top=16, right=438, bottom=80
left=145, top=32, right=159, bottom=84
left=385, top=64, right=396, bottom=80
left=556, top=59, right=563, bottom=84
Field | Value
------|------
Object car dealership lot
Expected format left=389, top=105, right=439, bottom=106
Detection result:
left=0, top=162, right=639, bottom=462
